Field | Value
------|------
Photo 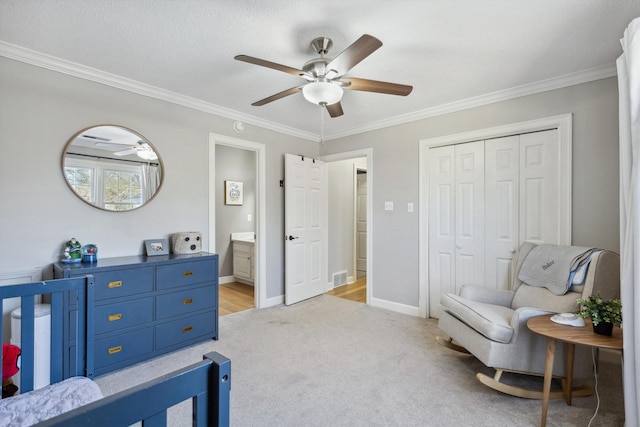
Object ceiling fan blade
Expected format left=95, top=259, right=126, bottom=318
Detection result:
left=114, top=148, right=137, bottom=156
left=325, top=34, right=382, bottom=77
left=342, top=77, right=413, bottom=96
left=325, top=102, right=344, bottom=118
left=252, top=86, right=303, bottom=106
left=235, top=55, right=308, bottom=78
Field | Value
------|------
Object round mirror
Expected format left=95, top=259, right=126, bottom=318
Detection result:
left=62, top=125, right=164, bottom=211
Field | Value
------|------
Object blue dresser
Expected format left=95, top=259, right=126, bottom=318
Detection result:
left=53, top=252, right=218, bottom=376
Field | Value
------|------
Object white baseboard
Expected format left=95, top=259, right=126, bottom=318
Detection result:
left=261, top=294, right=284, bottom=308
left=219, top=275, right=254, bottom=286
left=370, top=297, right=421, bottom=317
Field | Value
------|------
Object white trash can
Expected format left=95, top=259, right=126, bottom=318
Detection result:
left=10, top=304, right=51, bottom=390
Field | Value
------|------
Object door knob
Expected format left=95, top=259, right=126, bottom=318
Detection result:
left=286, top=235, right=299, bottom=241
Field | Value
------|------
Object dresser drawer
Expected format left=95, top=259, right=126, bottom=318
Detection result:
left=155, top=311, right=216, bottom=350
left=95, top=327, right=154, bottom=369
left=95, top=298, right=154, bottom=335
left=93, top=267, right=154, bottom=300
left=156, top=260, right=215, bottom=290
left=156, top=285, right=216, bottom=320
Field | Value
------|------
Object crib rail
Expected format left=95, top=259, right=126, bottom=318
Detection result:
left=36, top=351, right=231, bottom=427
left=0, top=276, right=95, bottom=394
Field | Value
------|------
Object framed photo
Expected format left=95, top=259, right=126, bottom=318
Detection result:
left=145, top=238, right=169, bottom=256
left=225, top=180, right=243, bottom=205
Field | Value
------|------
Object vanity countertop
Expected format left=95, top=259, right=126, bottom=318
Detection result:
left=231, top=232, right=255, bottom=243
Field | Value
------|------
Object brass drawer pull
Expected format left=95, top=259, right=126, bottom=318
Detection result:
left=182, top=326, right=193, bottom=333
left=108, top=313, right=123, bottom=322
left=183, top=298, right=193, bottom=305
left=108, top=280, right=123, bottom=288
left=108, top=345, right=122, bottom=355
left=183, top=271, right=193, bottom=277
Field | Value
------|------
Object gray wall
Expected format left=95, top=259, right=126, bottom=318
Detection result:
left=0, top=55, right=621, bottom=312
left=321, top=77, right=620, bottom=307
left=215, top=145, right=256, bottom=277
left=327, top=157, right=367, bottom=285
left=0, top=57, right=318, bottom=303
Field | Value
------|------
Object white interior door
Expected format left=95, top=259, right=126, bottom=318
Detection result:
left=356, top=170, right=367, bottom=278
left=454, top=141, right=485, bottom=293
left=519, top=130, right=559, bottom=245
left=485, top=135, right=519, bottom=289
left=284, top=154, right=328, bottom=305
left=428, top=145, right=456, bottom=316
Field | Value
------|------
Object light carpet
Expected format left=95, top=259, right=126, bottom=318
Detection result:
left=95, top=295, right=624, bottom=426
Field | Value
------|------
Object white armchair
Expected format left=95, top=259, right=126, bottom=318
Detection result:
left=436, top=242, right=620, bottom=399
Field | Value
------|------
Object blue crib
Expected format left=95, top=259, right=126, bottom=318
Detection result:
left=0, top=276, right=230, bottom=426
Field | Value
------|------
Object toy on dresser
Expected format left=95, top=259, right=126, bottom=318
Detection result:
left=62, top=238, right=82, bottom=263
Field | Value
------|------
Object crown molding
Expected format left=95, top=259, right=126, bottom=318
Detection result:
left=0, top=41, right=318, bottom=142
left=1, top=41, right=615, bottom=143
left=323, top=63, right=617, bottom=141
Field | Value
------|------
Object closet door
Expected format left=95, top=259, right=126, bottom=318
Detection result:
left=519, top=130, right=559, bottom=245
left=428, top=141, right=484, bottom=315
left=484, top=129, right=559, bottom=290
left=454, top=141, right=485, bottom=292
left=485, top=136, right=519, bottom=290
left=428, top=145, right=455, bottom=316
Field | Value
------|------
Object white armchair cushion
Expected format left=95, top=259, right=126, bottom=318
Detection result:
left=440, top=293, right=515, bottom=343
left=459, top=285, right=515, bottom=307
left=511, top=285, right=581, bottom=313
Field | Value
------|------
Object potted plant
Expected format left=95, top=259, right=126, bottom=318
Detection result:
left=575, top=294, right=622, bottom=336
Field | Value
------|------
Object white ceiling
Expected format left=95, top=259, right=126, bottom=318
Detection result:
left=1, top=1, right=639, bottom=141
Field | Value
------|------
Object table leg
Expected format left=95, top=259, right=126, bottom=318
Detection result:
left=565, top=343, right=575, bottom=405
left=541, top=338, right=556, bottom=427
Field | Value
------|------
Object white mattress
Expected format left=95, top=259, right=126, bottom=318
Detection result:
left=0, top=376, right=103, bottom=426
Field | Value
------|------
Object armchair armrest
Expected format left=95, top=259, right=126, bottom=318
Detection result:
left=459, top=285, right=515, bottom=308
left=509, top=307, right=554, bottom=337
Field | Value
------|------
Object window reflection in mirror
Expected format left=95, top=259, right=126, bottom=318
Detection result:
left=62, top=125, right=164, bottom=211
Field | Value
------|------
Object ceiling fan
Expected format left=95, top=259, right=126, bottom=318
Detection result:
left=234, top=34, right=413, bottom=118
left=113, top=140, right=158, bottom=161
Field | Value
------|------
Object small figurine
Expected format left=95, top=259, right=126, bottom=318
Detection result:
left=63, top=237, right=82, bottom=263
left=82, top=244, right=98, bottom=263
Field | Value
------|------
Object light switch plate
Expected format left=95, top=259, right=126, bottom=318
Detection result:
left=384, top=201, right=394, bottom=211
left=408, top=202, right=414, bottom=212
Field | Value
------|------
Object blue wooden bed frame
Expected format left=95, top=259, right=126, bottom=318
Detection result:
left=0, top=276, right=231, bottom=426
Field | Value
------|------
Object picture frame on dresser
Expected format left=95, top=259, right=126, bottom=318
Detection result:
left=144, top=238, right=169, bottom=256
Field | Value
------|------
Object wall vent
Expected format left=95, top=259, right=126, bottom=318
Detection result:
left=332, top=271, right=348, bottom=287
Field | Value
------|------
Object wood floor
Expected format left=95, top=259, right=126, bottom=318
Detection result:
left=219, top=276, right=367, bottom=316
left=327, top=275, right=367, bottom=303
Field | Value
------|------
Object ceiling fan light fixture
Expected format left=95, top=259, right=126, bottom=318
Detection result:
left=302, top=81, right=343, bottom=105
left=137, top=148, right=158, bottom=161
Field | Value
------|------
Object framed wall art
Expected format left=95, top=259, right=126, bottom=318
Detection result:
left=145, top=238, right=169, bottom=256
left=225, top=180, right=243, bottom=205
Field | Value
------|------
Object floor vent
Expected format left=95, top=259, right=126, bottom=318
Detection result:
left=332, top=271, right=348, bottom=287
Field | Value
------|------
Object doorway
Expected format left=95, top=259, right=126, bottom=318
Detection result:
left=322, top=149, right=372, bottom=305
left=209, top=133, right=266, bottom=312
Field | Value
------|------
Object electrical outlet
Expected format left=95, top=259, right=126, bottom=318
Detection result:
left=408, top=202, right=414, bottom=212
left=247, top=214, right=252, bottom=222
